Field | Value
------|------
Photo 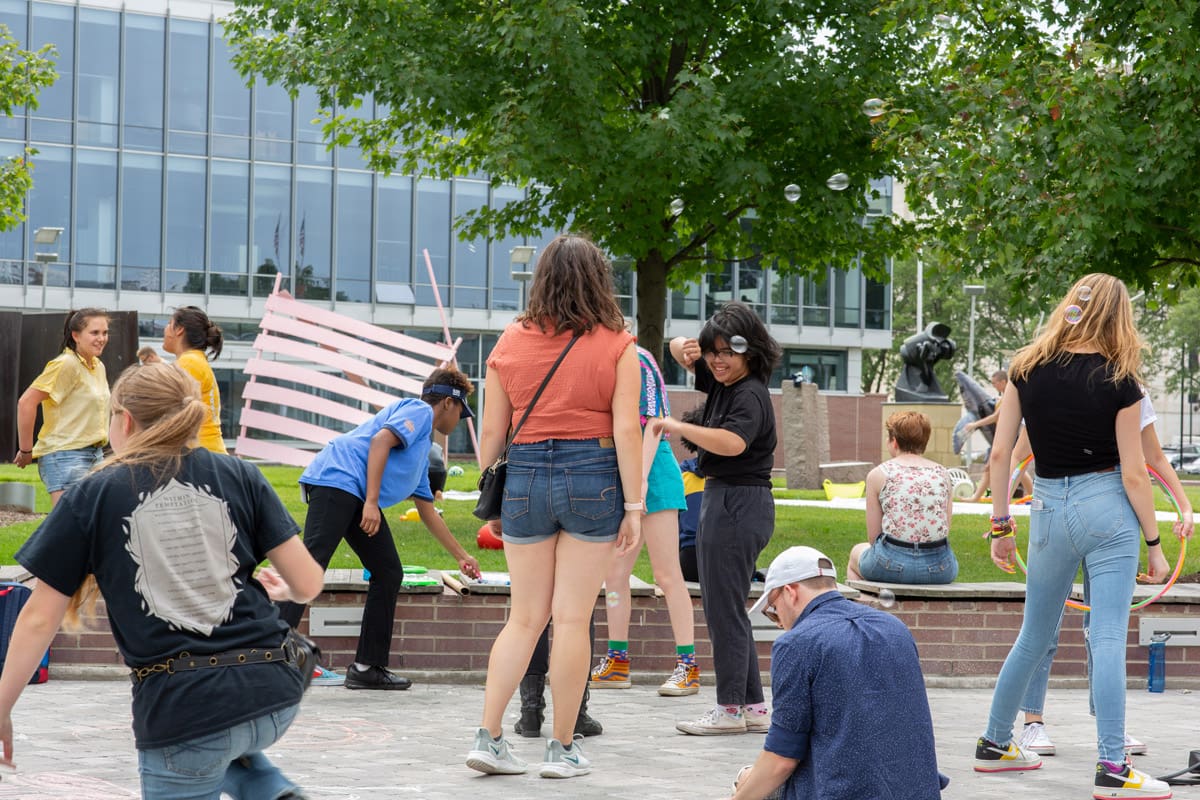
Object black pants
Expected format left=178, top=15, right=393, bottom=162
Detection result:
left=278, top=485, right=404, bottom=667
left=679, top=545, right=699, bottom=583
left=697, top=483, right=773, bottom=706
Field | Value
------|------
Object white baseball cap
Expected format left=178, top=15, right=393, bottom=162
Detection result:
left=748, top=546, right=837, bottom=616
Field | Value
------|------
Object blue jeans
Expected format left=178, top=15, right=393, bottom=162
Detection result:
left=501, top=439, right=623, bottom=543
left=985, top=471, right=1139, bottom=762
left=1020, top=565, right=1095, bottom=716
left=37, top=445, right=103, bottom=492
left=857, top=537, right=958, bottom=584
left=138, top=705, right=300, bottom=800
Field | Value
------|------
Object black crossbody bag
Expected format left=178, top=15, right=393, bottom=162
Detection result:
left=473, top=333, right=581, bottom=521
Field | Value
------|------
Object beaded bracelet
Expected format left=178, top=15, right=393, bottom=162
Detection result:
left=1145, top=537, right=1162, bottom=548
left=989, top=514, right=1013, bottom=525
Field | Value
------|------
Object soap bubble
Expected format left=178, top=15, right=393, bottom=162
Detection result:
left=933, top=13, right=954, bottom=29
left=878, top=589, right=896, bottom=608
left=784, top=184, right=801, bottom=202
left=826, top=172, right=851, bottom=191
left=1064, top=304, right=1084, bottom=324
left=606, top=591, right=620, bottom=608
left=447, top=465, right=464, bottom=477
left=1078, top=284, right=1092, bottom=302
left=861, top=98, right=886, bottom=118
left=669, top=197, right=685, bottom=215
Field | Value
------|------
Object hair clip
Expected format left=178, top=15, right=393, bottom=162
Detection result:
left=1064, top=304, right=1084, bottom=325
left=730, top=335, right=748, bottom=354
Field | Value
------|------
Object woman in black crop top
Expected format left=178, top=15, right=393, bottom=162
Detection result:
left=974, top=274, right=1171, bottom=796
left=660, top=301, right=780, bottom=736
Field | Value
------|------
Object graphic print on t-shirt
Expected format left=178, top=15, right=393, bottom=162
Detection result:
left=124, top=479, right=240, bottom=635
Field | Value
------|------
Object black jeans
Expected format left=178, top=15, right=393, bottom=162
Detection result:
left=696, top=483, right=773, bottom=706
left=278, top=485, right=404, bottom=667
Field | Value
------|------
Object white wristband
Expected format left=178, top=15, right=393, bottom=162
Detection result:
left=623, top=502, right=643, bottom=511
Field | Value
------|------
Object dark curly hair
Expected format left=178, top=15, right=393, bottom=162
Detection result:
left=697, top=302, right=781, bottom=384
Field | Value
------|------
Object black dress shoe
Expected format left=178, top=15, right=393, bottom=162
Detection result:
left=344, top=664, right=413, bottom=690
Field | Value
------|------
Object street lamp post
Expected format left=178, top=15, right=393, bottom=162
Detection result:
left=509, top=245, right=535, bottom=310
left=33, top=226, right=63, bottom=310
left=963, top=284, right=986, bottom=377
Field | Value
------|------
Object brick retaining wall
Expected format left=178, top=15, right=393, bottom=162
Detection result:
left=46, top=579, right=1200, bottom=687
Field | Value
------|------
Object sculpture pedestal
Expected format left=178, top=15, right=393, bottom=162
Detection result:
left=881, top=401, right=960, bottom=467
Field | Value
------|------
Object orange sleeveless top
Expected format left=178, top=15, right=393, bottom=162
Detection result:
left=487, top=322, right=634, bottom=444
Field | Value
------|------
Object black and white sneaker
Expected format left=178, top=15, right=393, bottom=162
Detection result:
left=974, top=736, right=1043, bottom=772
left=1093, top=760, right=1172, bottom=800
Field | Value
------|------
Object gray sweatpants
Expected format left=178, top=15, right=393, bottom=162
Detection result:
left=696, top=482, right=774, bottom=706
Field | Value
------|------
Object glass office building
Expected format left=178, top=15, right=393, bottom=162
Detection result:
left=0, top=0, right=893, bottom=453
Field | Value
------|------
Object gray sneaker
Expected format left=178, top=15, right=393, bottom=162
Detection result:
left=539, top=735, right=591, bottom=778
left=466, top=727, right=528, bottom=775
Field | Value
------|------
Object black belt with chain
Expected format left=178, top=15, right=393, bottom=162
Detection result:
left=129, top=634, right=300, bottom=684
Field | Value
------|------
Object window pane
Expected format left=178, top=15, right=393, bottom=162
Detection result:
left=254, top=80, right=292, bottom=163
left=210, top=160, right=249, bottom=296
left=414, top=177, right=449, bottom=306
left=77, top=9, right=119, bottom=147
left=212, top=28, right=248, bottom=137
left=671, top=282, right=701, bottom=320
left=121, top=153, right=161, bottom=281
left=865, top=267, right=890, bottom=330
left=453, top=180, right=487, bottom=307
left=168, top=19, right=208, bottom=149
left=737, top=257, right=766, bottom=317
left=252, top=163, right=289, bottom=295
left=803, top=270, right=831, bottom=327
left=706, top=262, right=733, bottom=311
left=295, top=167, right=332, bottom=299
left=834, top=264, right=861, bottom=328
left=30, top=3, right=73, bottom=138
left=491, top=185, right=523, bottom=311
left=75, top=149, right=117, bottom=286
left=295, top=87, right=330, bottom=166
left=769, top=270, right=798, bottom=326
left=26, top=145, right=70, bottom=281
left=336, top=170, right=371, bottom=302
left=165, top=156, right=205, bottom=288
left=123, top=14, right=164, bottom=151
left=376, top=173, right=411, bottom=286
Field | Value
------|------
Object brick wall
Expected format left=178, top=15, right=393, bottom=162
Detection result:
left=49, top=589, right=1200, bottom=686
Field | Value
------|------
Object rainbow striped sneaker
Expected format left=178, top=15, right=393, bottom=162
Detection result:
left=657, top=662, right=700, bottom=696
left=974, top=736, right=1042, bottom=772
left=590, top=655, right=631, bottom=688
left=1093, top=761, right=1172, bottom=800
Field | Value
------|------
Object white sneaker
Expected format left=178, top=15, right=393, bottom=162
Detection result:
left=744, top=708, right=771, bottom=733
left=539, top=736, right=591, bottom=778
left=1093, top=760, right=1172, bottom=799
left=676, top=706, right=747, bottom=736
left=466, top=727, right=528, bottom=775
left=1018, top=722, right=1056, bottom=755
left=1124, top=733, right=1148, bottom=756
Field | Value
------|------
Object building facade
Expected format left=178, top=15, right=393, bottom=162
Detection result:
left=0, top=0, right=894, bottom=454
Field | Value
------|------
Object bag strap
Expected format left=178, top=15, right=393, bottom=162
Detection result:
left=503, top=333, right=582, bottom=454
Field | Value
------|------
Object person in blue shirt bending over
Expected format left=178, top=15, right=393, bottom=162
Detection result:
left=279, top=368, right=482, bottom=690
left=730, top=546, right=946, bottom=800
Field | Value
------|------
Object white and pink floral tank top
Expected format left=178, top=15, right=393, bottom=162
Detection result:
left=878, top=462, right=953, bottom=543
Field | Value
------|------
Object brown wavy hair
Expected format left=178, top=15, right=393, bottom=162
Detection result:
left=1009, top=273, right=1145, bottom=385
left=65, top=362, right=209, bottom=629
left=518, top=234, right=626, bottom=336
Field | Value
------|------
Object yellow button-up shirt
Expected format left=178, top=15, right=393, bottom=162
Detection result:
left=31, top=350, right=110, bottom=458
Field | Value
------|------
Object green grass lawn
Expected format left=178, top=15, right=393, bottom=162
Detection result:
left=2, top=463, right=1197, bottom=584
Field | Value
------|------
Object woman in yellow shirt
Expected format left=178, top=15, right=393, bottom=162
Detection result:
left=14, top=309, right=111, bottom=507
left=163, top=306, right=227, bottom=454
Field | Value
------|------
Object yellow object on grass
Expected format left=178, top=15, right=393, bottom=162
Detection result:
left=823, top=479, right=866, bottom=500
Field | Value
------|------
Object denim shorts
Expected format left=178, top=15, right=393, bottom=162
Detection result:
left=857, top=536, right=958, bottom=584
left=37, top=445, right=104, bottom=493
left=501, top=438, right=624, bottom=543
left=646, top=438, right=686, bottom=514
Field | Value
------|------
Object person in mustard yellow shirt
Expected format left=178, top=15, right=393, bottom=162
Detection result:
left=162, top=306, right=227, bottom=454
left=14, top=308, right=111, bottom=507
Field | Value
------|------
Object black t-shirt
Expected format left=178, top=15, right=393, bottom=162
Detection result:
left=693, top=359, right=776, bottom=486
left=17, top=449, right=303, bottom=749
left=1014, top=353, right=1143, bottom=479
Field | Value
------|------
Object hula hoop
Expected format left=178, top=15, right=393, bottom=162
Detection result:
left=1009, top=453, right=1034, bottom=504
left=992, top=462, right=1187, bottom=612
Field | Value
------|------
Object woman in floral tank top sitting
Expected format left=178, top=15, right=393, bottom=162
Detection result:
left=847, top=411, right=957, bottom=584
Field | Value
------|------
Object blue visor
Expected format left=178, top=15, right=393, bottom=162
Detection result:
left=426, top=384, right=474, bottom=419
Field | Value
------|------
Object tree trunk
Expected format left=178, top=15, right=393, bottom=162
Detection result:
left=634, top=251, right=669, bottom=366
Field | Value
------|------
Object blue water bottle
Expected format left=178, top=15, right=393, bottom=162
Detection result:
left=1148, top=632, right=1170, bottom=693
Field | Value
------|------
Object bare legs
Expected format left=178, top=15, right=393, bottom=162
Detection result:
left=602, top=510, right=694, bottom=648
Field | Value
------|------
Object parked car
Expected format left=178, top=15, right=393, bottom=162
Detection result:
left=1168, top=444, right=1200, bottom=470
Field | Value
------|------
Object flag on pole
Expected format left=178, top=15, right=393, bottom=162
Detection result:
left=273, top=213, right=281, bottom=267
left=298, top=214, right=306, bottom=263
